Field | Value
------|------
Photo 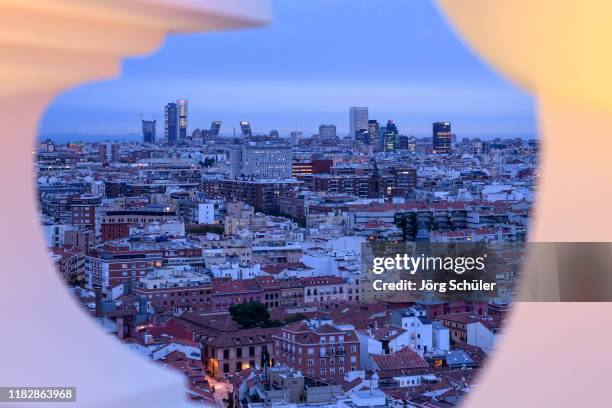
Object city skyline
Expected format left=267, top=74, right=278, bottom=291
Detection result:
left=38, top=0, right=535, bottom=140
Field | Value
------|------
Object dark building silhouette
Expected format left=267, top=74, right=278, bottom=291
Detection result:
left=210, top=121, right=222, bottom=137
left=240, top=121, right=252, bottom=137
left=356, top=128, right=370, bottom=144
left=433, top=122, right=452, bottom=154
left=141, top=120, right=156, bottom=143
left=378, top=126, right=386, bottom=152
left=384, top=120, right=399, bottom=152
left=164, top=103, right=178, bottom=145
left=368, top=119, right=379, bottom=148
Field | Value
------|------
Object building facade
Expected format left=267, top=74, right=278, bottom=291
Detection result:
left=142, top=119, right=156, bottom=143
left=164, top=102, right=178, bottom=145
left=178, top=99, right=188, bottom=143
left=433, top=122, right=452, bottom=154
left=274, top=319, right=361, bottom=380
left=349, top=107, right=368, bottom=139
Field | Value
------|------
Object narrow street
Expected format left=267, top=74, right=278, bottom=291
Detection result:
left=208, top=377, right=232, bottom=408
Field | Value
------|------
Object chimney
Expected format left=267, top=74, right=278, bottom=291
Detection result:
left=94, top=287, right=103, bottom=318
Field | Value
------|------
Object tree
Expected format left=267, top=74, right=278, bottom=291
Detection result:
left=229, top=302, right=271, bottom=329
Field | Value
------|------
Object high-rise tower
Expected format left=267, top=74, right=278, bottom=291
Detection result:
left=368, top=119, right=379, bottom=147
left=433, top=122, right=452, bottom=154
left=349, top=107, right=369, bottom=139
left=164, top=102, right=178, bottom=145
left=240, top=121, right=252, bottom=137
left=177, top=99, right=188, bottom=143
left=141, top=119, right=156, bottom=143
left=210, top=121, right=221, bottom=137
left=384, top=120, right=399, bottom=152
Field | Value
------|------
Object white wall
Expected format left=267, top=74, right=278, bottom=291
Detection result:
left=356, top=332, right=382, bottom=370
left=197, top=203, right=215, bottom=224
left=433, top=325, right=450, bottom=351
left=398, top=315, right=434, bottom=355
left=467, top=322, right=499, bottom=355
left=393, top=374, right=422, bottom=388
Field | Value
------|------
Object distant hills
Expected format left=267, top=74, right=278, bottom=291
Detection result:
left=38, top=133, right=141, bottom=143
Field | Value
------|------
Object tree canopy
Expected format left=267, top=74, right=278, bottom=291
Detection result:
left=230, top=302, right=275, bottom=329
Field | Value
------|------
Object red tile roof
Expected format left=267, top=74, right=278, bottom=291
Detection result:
left=372, top=348, right=429, bottom=371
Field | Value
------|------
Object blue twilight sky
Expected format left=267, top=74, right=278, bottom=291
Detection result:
left=39, top=0, right=536, bottom=140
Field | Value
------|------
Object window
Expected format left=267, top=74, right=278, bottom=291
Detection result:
left=223, top=363, right=229, bottom=373
left=307, top=359, right=314, bottom=366
left=249, top=346, right=255, bottom=357
left=235, top=362, right=241, bottom=372
left=223, top=349, right=229, bottom=359
left=236, top=348, right=242, bottom=358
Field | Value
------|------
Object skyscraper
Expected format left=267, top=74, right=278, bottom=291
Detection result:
left=178, top=99, right=188, bottom=143
left=407, top=136, right=417, bottom=152
left=433, top=122, right=452, bottom=154
left=384, top=120, right=399, bottom=152
left=349, top=107, right=369, bottom=139
left=210, top=121, right=222, bottom=137
left=377, top=126, right=386, bottom=152
left=368, top=120, right=379, bottom=147
left=356, top=129, right=370, bottom=144
left=141, top=119, right=156, bottom=144
left=164, top=102, right=178, bottom=145
left=240, top=121, right=252, bottom=137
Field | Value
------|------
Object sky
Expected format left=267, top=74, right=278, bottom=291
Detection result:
left=38, top=0, right=536, bottom=140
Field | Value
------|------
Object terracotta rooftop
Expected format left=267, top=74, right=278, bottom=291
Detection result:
left=372, top=348, right=430, bottom=371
